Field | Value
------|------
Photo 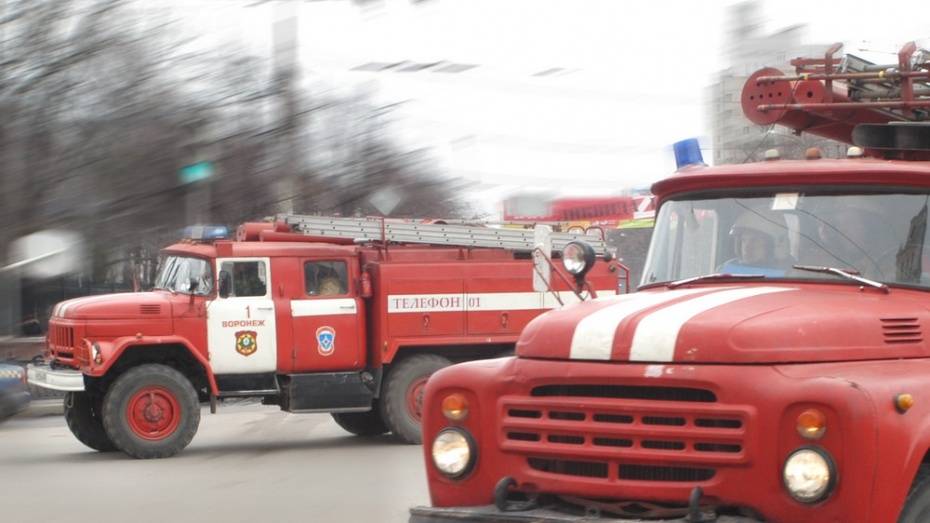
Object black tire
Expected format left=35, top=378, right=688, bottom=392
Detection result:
left=101, top=364, right=200, bottom=459
left=381, top=354, right=451, bottom=445
left=64, top=391, right=116, bottom=452
left=899, top=465, right=930, bottom=522
left=331, top=407, right=389, bottom=437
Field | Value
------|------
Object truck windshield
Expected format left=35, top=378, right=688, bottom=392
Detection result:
left=154, top=256, right=214, bottom=295
left=643, top=189, right=930, bottom=288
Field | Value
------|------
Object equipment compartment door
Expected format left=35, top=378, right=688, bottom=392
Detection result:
left=387, top=278, right=465, bottom=337
left=465, top=277, right=544, bottom=335
left=207, top=258, right=277, bottom=375
left=291, top=260, right=363, bottom=372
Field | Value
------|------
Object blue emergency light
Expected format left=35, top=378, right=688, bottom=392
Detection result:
left=673, top=138, right=705, bottom=170
left=182, top=225, right=229, bottom=241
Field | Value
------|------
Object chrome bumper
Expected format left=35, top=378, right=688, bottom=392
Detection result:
left=27, top=363, right=84, bottom=391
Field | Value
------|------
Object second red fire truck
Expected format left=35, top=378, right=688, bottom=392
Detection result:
left=413, top=42, right=930, bottom=522
left=28, top=216, right=622, bottom=458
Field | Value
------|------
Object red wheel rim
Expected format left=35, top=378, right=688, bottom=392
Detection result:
left=405, top=376, right=430, bottom=422
left=126, top=386, right=181, bottom=441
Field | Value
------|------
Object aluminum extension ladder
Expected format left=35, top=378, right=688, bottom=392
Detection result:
left=278, top=214, right=609, bottom=255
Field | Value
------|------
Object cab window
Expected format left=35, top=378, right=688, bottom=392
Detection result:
left=305, top=261, right=348, bottom=296
left=155, top=256, right=213, bottom=295
left=219, top=261, right=268, bottom=297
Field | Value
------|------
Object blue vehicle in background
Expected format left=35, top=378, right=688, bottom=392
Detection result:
left=0, top=364, right=30, bottom=421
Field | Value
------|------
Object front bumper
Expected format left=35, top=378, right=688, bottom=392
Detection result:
left=409, top=505, right=760, bottom=523
left=27, top=363, right=84, bottom=391
left=420, top=358, right=879, bottom=522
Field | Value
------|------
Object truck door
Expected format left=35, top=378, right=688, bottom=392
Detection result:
left=207, top=258, right=278, bottom=375
left=291, top=259, right=363, bottom=372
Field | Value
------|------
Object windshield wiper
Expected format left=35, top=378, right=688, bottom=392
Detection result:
left=792, top=265, right=889, bottom=293
left=667, top=273, right=766, bottom=289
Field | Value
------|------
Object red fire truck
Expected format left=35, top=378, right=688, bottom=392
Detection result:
left=27, top=216, right=623, bottom=459
left=502, top=194, right=656, bottom=230
left=412, top=42, right=930, bottom=522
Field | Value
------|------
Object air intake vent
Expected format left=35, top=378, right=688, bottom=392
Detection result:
left=528, top=458, right=608, bottom=478
left=531, top=384, right=717, bottom=402
left=881, top=318, right=922, bottom=344
left=140, top=304, right=162, bottom=315
left=619, top=464, right=715, bottom=482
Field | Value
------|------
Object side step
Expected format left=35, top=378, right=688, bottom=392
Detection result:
left=215, top=372, right=280, bottom=398
left=279, top=371, right=375, bottom=413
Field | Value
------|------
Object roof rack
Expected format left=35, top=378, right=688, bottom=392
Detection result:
left=742, top=41, right=930, bottom=153
left=277, top=214, right=610, bottom=255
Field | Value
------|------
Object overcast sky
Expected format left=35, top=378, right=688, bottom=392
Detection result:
left=165, top=0, right=930, bottom=211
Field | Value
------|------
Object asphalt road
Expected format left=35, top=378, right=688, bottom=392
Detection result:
left=0, top=402, right=430, bottom=523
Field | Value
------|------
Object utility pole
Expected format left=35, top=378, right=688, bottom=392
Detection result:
left=0, top=0, right=11, bottom=338
left=273, top=1, right=300, bottom=214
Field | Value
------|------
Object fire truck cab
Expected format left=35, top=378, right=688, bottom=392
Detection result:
left=413, top=43, right=930, bottom=522
left=29, top=219, right=622, bottom=459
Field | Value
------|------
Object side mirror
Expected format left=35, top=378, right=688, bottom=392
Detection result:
left=359, top=272, right=373, bottom=299
left=187, top=277, right=200, bottom=306
left=219, top=270, right=231, bottom=299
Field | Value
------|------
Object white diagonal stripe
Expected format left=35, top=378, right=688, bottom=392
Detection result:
left=629, top=286, right=794, bottom=362
left=569, top=288, right=709, bottom=360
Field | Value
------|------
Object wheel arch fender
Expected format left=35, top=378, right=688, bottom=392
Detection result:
left=90, top=336, right=217, bottom=396
left=871, top=403, right=930, bottom=522
left=899, top=433, right=930, bottom=505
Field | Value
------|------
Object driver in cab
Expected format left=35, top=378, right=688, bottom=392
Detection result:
left=719, top=210, right=794, bottom=277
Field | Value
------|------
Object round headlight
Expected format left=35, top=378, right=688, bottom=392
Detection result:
left=783, top=447, right=835, bottom=503
left=562, top=241, right=594, bottom=275
left=431, top=428, right=476, bottom=478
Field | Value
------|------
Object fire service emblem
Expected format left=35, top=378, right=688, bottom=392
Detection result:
left=235, top=330, right=258, bottom=357
left=316, top=326, right=335, bottom=356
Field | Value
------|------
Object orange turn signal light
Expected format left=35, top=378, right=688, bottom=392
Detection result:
left=895, top=393, right=915, bottom=413
left=796, top=408, right=826, bottom=440
left=441, top=393, right=469, bottom=421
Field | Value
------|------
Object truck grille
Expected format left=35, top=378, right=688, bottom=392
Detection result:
left=48, top=323, right=79, bottom=364
left=501, top=384, right=750, bottom=484
left=526, top=459, right=717, bottom=482
left=51, top=325, right=74, bottom=349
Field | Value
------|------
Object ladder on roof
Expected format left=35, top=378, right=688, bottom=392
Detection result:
left=278, top=214, right=610, bottom=255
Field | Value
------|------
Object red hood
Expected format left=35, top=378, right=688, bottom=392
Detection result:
left=516, top=283, right=930, bottom=364
left=54, top=292, right=171, bottom=320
